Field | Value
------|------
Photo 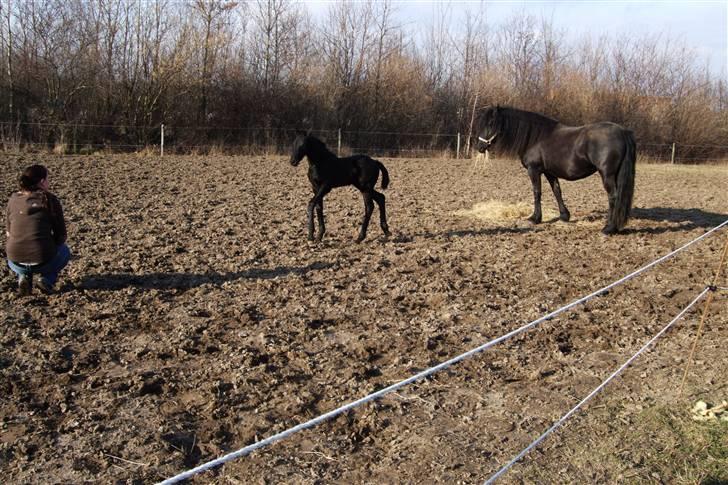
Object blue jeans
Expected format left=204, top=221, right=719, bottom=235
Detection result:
left=8, top=244, right=71, bottom=287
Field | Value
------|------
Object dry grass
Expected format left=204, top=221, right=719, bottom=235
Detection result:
left=454, top=199, right=560, bottom=222
left=638, top=161, right=728, bottom=175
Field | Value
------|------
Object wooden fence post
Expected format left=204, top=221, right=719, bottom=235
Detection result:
left=337, top=128, right=341, bottom=157
left=671, top=142, right=675, bottom=164
left=161, top=123, right=165, bottom=157
left=457, top=132, right=461, bottom=159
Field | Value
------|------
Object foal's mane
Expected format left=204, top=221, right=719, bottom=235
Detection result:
left=482, top=106, right=560, bottom=157
left=304, top=135, right=337, bottom=163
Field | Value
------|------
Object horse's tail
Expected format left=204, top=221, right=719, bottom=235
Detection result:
left=610, top=129, right=636, bottom=231
left=377, top=161, right=390, bottom=189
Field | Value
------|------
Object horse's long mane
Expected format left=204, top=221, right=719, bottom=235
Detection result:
left=481, top=106, right=560, bottom=157
left=304, top=135, right=337, bottom=163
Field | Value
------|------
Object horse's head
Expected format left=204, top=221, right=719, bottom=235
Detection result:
left=476, top=106, right=499, bottom=153
left=290, top=132, right=308, bottom=166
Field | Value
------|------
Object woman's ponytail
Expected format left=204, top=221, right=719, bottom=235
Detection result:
left=18, top=164, right=48, bottom=191
left=18, top=164, right=51, bottom=211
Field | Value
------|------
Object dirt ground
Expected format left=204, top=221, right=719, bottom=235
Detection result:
left=1, top=153, right=727, bottom=484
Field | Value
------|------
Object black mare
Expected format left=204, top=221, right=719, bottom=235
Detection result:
left=476, top=106, right=636, bottom=234
left=290, top=134, right=391, bottom=242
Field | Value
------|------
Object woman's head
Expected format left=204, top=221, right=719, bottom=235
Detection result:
left=19, top=164, right=48, bottom=191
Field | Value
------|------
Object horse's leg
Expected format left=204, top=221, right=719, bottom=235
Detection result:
left=600, top=172, right=618, bottom=235
left=527, top=166, right=543, bottom=224
left=356, top=191, right=375, bottom=243
left=545, top=173, right=570, bottom=221
left=372, top=191, right=390, bottom=236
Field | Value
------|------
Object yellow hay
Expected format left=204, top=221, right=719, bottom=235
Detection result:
left=455, top=200, right=560, bottom=222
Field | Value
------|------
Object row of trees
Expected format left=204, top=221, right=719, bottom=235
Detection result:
left=0, top=0, right=726, bottom=159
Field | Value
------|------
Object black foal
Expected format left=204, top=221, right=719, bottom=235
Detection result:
left=290, top=134, right=391, bottom=242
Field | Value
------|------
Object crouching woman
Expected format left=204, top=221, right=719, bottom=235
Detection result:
left=5, top=164, right=71, bottom=295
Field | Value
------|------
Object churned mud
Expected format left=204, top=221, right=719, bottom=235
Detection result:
left=1, top=153, right=727, bottom=483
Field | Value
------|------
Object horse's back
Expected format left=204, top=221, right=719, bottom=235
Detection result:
left=572, top=122, right=632, bottom=176
left=538, top=122, right=630, bottom=179
left=341, top=155, right=385, bottom=190
left=310, top=154, right=382, bottom=189
left=585, top=121, right=631, bottom=137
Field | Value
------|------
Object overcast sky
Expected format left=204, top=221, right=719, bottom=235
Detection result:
left=302, top=0, right=727, bottom=79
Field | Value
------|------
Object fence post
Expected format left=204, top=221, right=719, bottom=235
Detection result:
left=457, top=132, right=461, bottom=159
left=337, top=128, right=341, bottom=157
left=670, top=142, right=675, bottom=164
left=161, top=123, right=165, bottom=157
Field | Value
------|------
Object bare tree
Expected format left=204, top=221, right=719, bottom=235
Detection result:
left=248, top=0, right=303, bottom=94
left=535, top=15, right=569, bottom=113
left=497, top=13, right=540, bottom=101
left=369, top=0, right=399, bottom=117
left=190, top=0, right=238, bottom=124
left=0, top=1, right=724, bottom=158
left=1, top=0, right=13, bottom=122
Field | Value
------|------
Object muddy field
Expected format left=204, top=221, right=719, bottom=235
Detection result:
left=1, top=153, right=727, bottom=484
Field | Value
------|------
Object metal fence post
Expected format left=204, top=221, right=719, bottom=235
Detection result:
left=161, top=124, right=165, bottom=157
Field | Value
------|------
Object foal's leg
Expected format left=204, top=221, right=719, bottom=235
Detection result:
left=356, top=191, right=375, bottom=243
left=315, top=199, right=326, bottom=241
left=600, top=172, right=618, bottom=235
left=307, top=198, right=316, bottom=241
left=372, top=191, right=390, bottom=236
left=544, top=173, right=570, bottom=221
left=527, top=166, right=543, bottom=224
left=308, top=185, right=329, bottom=241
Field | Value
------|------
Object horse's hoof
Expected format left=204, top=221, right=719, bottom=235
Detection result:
left=601, top=225, right=618, bottom=235
left=527, top=216, right=542, bottom=224
left=355, top=236, right=366, bottom=243
left=559, top=212, right=571, bottom=222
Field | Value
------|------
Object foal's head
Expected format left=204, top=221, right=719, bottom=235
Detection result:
left=290, top=133, right=330, bottom=166
left=290, top=133, right=308, bottom=166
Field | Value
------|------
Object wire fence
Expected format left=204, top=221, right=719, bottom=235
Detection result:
left=1, top=120, right=728, bottom=162
left=485, top=285, right=713, bottom=484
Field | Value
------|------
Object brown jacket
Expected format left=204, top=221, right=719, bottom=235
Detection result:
left=5, top=190, right=67, bottom=264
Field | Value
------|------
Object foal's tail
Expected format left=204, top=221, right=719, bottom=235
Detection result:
left=610, top=130, right=636, bottom=231
left=377, top=161, right=390, bottom=189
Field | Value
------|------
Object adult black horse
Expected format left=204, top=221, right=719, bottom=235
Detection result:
left=476, top=106, right=636, bottom=234
left=290, top=133, right=391, bottom=242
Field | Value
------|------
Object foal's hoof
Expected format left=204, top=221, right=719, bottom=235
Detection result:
left=559, top=211, right=571, bottom=222
left=527, top=215, right=542, bottom=224
left=601, top=225, right=618, bottom=235
left=355, top=235, right=366, bottom=243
